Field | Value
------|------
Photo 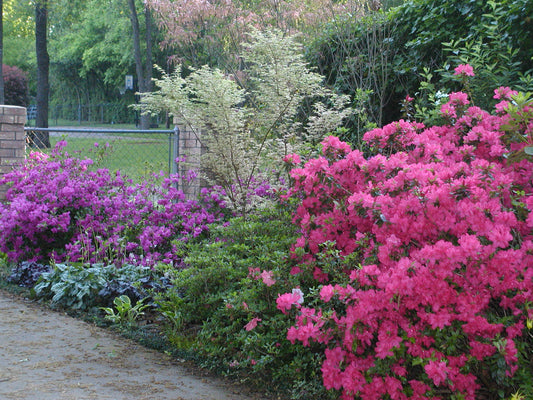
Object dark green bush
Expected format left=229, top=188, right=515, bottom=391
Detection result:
left=306, top=0, right=533, bottom=140
left=155, top=206, right=335, bottom=398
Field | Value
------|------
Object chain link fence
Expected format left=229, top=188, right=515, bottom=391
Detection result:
left=24, top=127, right=179, bottom=182
left=25, top=103, right=170, bottom=127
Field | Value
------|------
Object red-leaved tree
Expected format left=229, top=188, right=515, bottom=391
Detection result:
left=3, top=64, right=29, bottom=107
left=146, top=0, right=368, bottom=69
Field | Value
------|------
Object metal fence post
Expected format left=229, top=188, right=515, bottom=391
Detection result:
left=171, top=125, right=180, bottom=176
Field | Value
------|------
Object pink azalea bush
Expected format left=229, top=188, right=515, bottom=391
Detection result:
left=0, top=141, right=225, bottom=266
left=281, top=88, right=533, bottom=398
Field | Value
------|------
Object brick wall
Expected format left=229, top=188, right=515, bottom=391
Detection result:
left=0, top=106, right=26, bottom=200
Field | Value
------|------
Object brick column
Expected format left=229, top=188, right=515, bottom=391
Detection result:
left=0, top=106, right=27, bottom=200
left=173, top=118, right=204, bottom=200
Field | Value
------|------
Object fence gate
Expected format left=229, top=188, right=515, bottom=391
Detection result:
left=24, top=127, right=179, bottom=180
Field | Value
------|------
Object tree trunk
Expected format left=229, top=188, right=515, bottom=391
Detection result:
left=144, top=6, right=153, bottom=94
left=127, top=0, right=153, bottom=130
left=34, top=1, right=50, bottom=148
left=0, top=0, right=4, bottom=105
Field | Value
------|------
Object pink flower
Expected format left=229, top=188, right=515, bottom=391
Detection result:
left=320, top=285, right=335, bottom=302
left=454, top=64, right=475, bottom=77
left=424, top=360, right=449, bottom=386
left=244, top=317, right=261, bottom=331
left=283, top=153, right=301, bottom=165
left=470, top=341, right=496, bottom=360
left=292, top=288, right=304, bottom=304
left=405, top=94, right=414, bottom=102
left=28, top=151, right=48, bottom=162
left=260, top=270, right=276, bottom=286
left=290, top=265, right=302, bottom=275
left=440, top=102, right=457, bottom=119
left=276, top=292, right=303, bottom=314
left=248, top=267, right=260, bottom=278
left=493, top=86, right=518, bottom=100
left=448, top=91, right=469, bottom=106
left=495, top=100, right=510, bottom=114
left=313, top=266, right=329, bottom=282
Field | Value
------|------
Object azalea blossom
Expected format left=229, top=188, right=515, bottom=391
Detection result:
left=283, top=153, right=301, bottom=165
left=424, top=360, right=449, bottom=386
left=495, top=100, right=510, bottom=114
left=276, top=292, right=303, bottom=313
left=493, top=86, right=518, bottom=100
left=292, top=288, right=304, bottom=304
left=282, top=89, right=533, bottom=398
left=260, top=270, right=276, bottom=286
left=454, top=63, right=475, bottom=77
left=244, top=317, right=261, bottom=331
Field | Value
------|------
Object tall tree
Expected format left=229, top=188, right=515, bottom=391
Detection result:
left=3, top=0, right=35, bottom=79
left=34, top=0, right=50, bottom=147
left=127, top=0, right=153, bottom=130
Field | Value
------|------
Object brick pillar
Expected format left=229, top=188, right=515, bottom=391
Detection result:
left=173, top=118, right=204, bottom=200
left=0, top=106, right=27, bottom=200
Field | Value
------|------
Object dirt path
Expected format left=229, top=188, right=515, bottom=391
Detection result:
left=0, top=290, right=265, bottom=400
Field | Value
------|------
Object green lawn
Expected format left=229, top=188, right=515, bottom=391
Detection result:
left=47, top=134, right=173, bottom=182
left=45, top=118, right=173, bottom=131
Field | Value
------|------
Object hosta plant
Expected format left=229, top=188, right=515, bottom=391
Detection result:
left=101, top=295, right=150, bottom=325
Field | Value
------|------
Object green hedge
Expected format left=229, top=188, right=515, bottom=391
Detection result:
left=306, top=0, right=533, bottom=140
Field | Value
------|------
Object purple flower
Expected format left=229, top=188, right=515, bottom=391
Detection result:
left=0, top=141, right=226, bottom=266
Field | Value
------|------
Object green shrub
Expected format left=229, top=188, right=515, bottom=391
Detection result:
left=154, top=205, right=334, bottom=398
left=306, top=0, right=533, bottom=139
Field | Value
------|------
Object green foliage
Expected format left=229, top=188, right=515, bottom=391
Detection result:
left=391, top=0, right=532, bottom=77
left=306, top=11, right=398, bottom=138
left=161, top=207, right=298, bottom=323
left=499, top=92, right=533, bottom=164
left=42, top=0, right=169, bottom=123
left=3, top=0, right=36, bottom=91
left=0, top=252, right=9, bottom=282
left=400, top=67, right=451, bottom=125
left=100, top=295, right=149, bottom=325
left=152, top=206, right=332, bottom=397
left=33, top=263, right=113, bottom=310
left=306, top=0, right=533, bottom=134
left=435, top=1, right=533, bottom=110
left=32, top=263, right=152, bottom=310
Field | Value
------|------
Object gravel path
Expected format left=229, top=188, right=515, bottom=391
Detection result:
left=0, top=290, right=263, bottom=400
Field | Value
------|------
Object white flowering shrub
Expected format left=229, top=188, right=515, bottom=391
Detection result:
left=140, top=29, right=352, bottom=216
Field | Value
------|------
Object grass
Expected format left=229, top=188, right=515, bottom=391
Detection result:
left=25, top=118, right=179, bottom=181
left=40, top=118, right=174, bottom=131
left=29, top=132, right=175, bottom=182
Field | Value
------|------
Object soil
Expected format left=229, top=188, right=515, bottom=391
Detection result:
left=0, top=290, right=270, bottom=400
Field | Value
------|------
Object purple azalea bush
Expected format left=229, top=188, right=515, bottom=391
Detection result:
left=0, top=141, right=226, bottom=267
